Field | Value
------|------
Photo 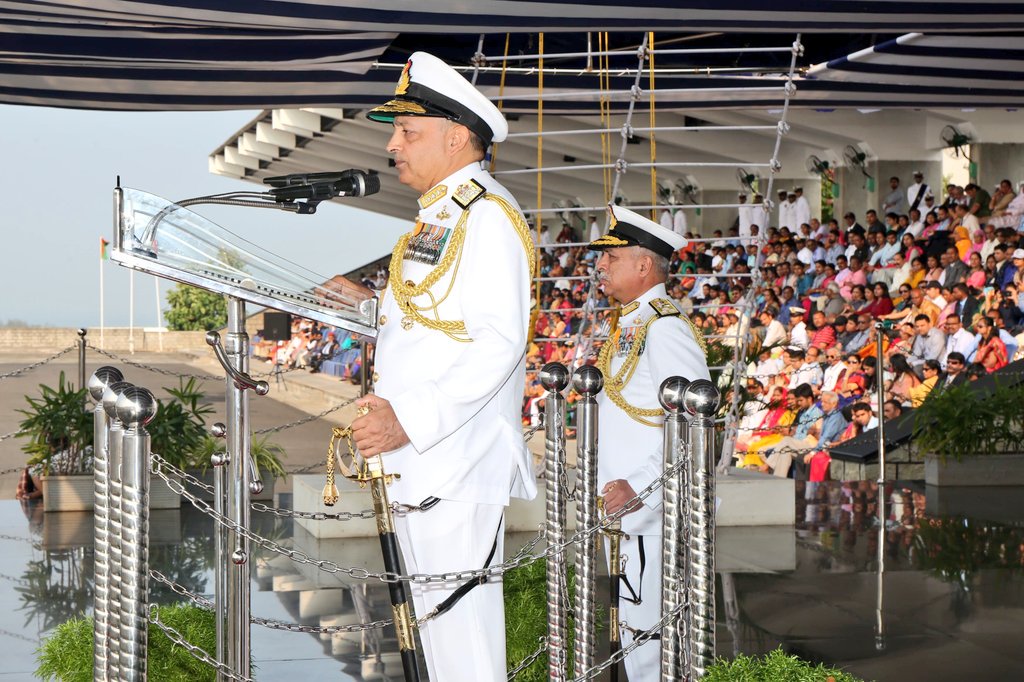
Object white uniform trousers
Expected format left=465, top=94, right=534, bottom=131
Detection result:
left=605, top=533, right=663, bottom=682
left=394, top=498, right=506, bottom=681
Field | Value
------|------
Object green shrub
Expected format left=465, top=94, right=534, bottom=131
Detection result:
left=36, top=604, right=221, bottom=682
left=911, top=380, right=1024, bottom=461
left=704, top=648, right=866, bottom=681
left=17, top=372, right=92, bottom=475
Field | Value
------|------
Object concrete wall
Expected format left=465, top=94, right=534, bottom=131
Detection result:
left=974, top=143, right=1024, bottom=189
left=0, top=327, right=208, bottom=352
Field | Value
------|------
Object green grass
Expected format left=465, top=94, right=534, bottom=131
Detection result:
left=704, top=648, right=866, bottom=682
left=505, top=561, right=866, bottom=682
left=36, top=604, right=221, bottom=681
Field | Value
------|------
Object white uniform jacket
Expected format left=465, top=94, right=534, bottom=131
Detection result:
left=597, top=283, right=711, bottom=536
left=374, top=162, right=538, bottom=507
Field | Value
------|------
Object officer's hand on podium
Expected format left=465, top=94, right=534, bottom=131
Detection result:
left=601, top=479, right=641, bottom=516
left=351, top=394, right=410, bottom=456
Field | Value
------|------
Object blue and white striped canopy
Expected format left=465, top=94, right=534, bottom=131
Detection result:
left=807, top=32, right=1024, bottom=102
left=3, top=2, right=1024, bottom=111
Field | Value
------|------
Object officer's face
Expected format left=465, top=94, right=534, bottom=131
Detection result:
left=595, top=247, right=645, bottom=301
left=386, top=116, right=452, bottom=193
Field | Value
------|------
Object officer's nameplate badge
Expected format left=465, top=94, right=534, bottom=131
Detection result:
left=404, top=222, right=452, bottom=265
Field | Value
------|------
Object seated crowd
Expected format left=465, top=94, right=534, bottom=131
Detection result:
left=524, top=177, right=1024, bottom=481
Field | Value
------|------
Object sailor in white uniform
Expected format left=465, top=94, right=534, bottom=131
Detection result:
left=352, top=51, right=537, bottom=682
left=589, top=205, right=711, bottom=680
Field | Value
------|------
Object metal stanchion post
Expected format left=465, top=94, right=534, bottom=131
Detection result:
left=360, top=341, right=370, bottom=396
left=572, top=365, right=603, bottom=676
left=540, top=362, right=570, bottom=682
left=117, top=387, right=157, bottom=681
left=875, top=323, right=887, bottom=485
left=205, top=299, right=269, bottom=680
left=209, top=422, right=229, bottom=679
left=683, top=379, right=720, bottom=679
left=874, top=322, right=887, bottom=653
left=218, top=298, right=266, bottom=679
left=658, top=376, right=691, bottom=681
left=77, top=329, right=88, bottom=393
left=101, top=380, right=133, bottom=680
left=89, top=367, right=124, bottom=682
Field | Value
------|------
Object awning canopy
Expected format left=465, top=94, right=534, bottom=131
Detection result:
left=807, top=32, right=1024, bottom=95
left=4, top=2, right=1024, bottom=111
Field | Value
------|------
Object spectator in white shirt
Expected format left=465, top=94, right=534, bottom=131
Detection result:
left=942, top=315, right=977, bottom=368
left=789, top=306, right=810, bottom=350
left=759, top=307, right=788, bottom=349
left=906, top=170, right=932, bottom=214
left=820, top=347, right=849, bottom=393
left=793, top=187, right=812, bottom=230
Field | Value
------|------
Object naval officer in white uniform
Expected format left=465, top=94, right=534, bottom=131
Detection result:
left=589, top=205, right=711, bottom=680
left=351, top=51, right=537, bottom=682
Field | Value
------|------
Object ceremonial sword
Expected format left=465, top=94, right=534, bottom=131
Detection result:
left=599, top=497, right=625, bottom=682
left=325, top=413, right=421, bottom=682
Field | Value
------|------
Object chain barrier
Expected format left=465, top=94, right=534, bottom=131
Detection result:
left=0, top=533, right=32, bottom=543
left=0, top=627, right=36, bottom=643
left=251, top=501, right=377, bottom=522
left=0, top=462, right=26, bottom=474
left=156, top=447, right=680, bottom=586
left=507, top=638, right=548, bottom=680
left=149, top=569, right=394, bottom=636
left=149, top=605, right=254, bottom=682
left=86, top=343, right=223, bottom=381
left=573, top=603, right=681, bottom=681
left=0, top=346, right=77, bottom=380
left=253, top=396, right=360, bottom=435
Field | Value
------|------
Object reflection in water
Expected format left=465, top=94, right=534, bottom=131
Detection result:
left=6, top=483, right=1024, bottom=681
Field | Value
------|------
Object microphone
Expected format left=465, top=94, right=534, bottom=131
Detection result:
left=264, top=169, right=381, bottom=202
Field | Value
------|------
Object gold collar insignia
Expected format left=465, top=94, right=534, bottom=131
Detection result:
left=418, top=184, right=447, bottom=209
left=620, top=300, right=640, bottom=316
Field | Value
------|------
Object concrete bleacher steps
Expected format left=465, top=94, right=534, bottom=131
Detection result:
left=292, top=466, right=794, bottom=541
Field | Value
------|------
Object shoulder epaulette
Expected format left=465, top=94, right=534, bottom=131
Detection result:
left=452, top=179, right=487, bottom=209
left=648, top=298, right=681, bottom=318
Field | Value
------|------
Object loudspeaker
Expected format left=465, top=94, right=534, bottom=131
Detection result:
left=263, top=312, right=292, bottom=341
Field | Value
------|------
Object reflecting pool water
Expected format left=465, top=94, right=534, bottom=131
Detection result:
left=2, top=481, right=1023, bottom=680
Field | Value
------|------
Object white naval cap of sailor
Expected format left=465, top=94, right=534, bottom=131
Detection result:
left=588, top=204, right=688, bottom=258
left=367, top=51, right=508, bottom=144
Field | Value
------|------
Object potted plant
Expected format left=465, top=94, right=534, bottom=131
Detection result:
left=17, top=372, right=95, bottom=512
left=187, top=432, right=288, bottom=502
left=911, top=379, right=1024, bottom=487
left=146, top=377, right=215, bottom=508
left=17, top=374, right=223, bottom=511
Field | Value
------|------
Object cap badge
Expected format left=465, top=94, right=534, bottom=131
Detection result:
left=395, top=59, right=412, bottom=96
